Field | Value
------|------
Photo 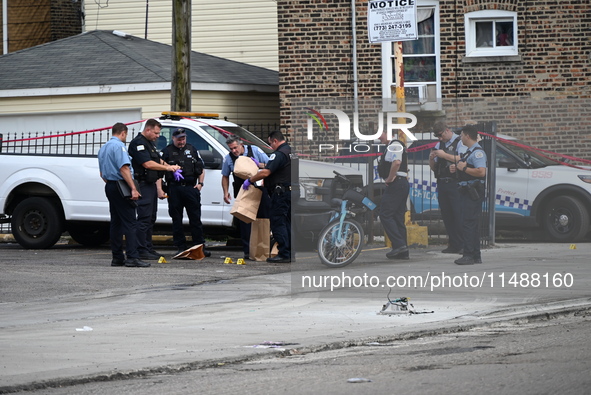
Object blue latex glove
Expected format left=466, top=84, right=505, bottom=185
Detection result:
left=173, top=169, right=184, bottom=181
left=251, top=157, right=260, bottom=167
left=242, top=178, right=252, bottom=190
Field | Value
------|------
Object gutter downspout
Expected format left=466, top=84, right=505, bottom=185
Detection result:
left=2, top=0, right=8, bottom=54
left=351, top=0, right=358, bottom=114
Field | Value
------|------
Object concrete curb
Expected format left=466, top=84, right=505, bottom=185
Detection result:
left=2, top=299, right=589, bottom=394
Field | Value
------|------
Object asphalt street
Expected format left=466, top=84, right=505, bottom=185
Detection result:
left=0, top=238, right=590, bottom=393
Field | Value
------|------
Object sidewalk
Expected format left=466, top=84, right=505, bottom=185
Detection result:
left=0, top=242, right=590, bottom=391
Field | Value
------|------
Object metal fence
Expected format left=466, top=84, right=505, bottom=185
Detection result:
left=0, top=126, right=144, bottom=157
left=239, top=124, right=279, bottom=140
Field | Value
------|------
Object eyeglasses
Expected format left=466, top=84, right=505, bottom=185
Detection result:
left=433, top=132, right=443, bottom=138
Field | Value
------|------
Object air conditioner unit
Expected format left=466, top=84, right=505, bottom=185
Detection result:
left=403, top=85, right=427, bottom=104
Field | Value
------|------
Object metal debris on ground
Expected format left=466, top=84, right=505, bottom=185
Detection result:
left=347, top=378, right=372, bottom=383
left=377, top=291, right=434, bottom=315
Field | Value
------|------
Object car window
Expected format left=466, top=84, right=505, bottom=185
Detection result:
left=498, top=139, right=555, bottom=168
left=198, top=125, right=274, bottom=155
left=159, top=126, right=223, bottom=162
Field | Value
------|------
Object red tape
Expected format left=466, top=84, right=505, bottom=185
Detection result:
left=2, top=119, right=146, bottom=143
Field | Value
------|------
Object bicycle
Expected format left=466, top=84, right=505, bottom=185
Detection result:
left=317, top=171, right=377, bottom=268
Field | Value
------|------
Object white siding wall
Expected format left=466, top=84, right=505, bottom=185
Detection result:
left=83, top=0, right=278, bottom=71
left=0, top=90, right=279, bottom=132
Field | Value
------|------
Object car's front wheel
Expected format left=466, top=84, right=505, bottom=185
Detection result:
left=11, top=197, right=64, bottom=249
left=542, top=195, right=590, bottom=242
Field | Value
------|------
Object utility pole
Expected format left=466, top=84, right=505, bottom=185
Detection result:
left=171, top=0, right=191, bottom=112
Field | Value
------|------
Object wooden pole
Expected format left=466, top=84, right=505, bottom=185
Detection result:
left=171, top=0, right=191, bottom=112
left=394, top=40, right=412, bottom=227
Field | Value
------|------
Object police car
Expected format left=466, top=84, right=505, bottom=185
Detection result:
left=335, top=133, right=591, bottom=242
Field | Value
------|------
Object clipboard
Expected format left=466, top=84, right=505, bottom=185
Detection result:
left=116, top=179, right=140, bottom=206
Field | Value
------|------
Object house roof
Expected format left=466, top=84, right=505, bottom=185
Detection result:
left=0, top=30, right=278, bottom=91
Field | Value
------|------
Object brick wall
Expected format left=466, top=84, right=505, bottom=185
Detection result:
left=278, top=1, right=591, bottom=161
left=0, top=0, right=81, bottom=53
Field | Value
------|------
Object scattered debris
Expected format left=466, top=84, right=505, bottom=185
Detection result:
left=347, top=378, right=372, bottom=383
left=377, top=291, right=434, bottom=315
left=244, top=341, right=299, bottom=351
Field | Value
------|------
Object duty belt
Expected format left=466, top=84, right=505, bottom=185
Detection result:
left=437, top=177, right=458, bottom=184
left=274, top=185, right=292, bottom=193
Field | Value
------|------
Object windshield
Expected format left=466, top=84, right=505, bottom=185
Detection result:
left=500, top=139, right=556, bottom=168
left=199, top=125, right=273, bottom=155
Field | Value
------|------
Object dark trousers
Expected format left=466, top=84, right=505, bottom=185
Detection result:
left=437, top=180, right=464, bottom=250
left=105, top=181, right=139, bottom=260
left=168, top=183, right=205, bottom=248
left=136, top=182, right=157, bottom=253
left=270, top=190, right=291, bottom=259
left=459, top=191, right=483, bottom=259
left=238, top=220, right=251, bottom=255
left=379, top=178, right=409, bottom=250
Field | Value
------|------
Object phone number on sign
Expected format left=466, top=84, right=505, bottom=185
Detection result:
left=374, top=23, right=412, bottom=31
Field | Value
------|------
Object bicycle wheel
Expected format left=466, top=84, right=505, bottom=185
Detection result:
left=317, top=218, right=365, bottom=268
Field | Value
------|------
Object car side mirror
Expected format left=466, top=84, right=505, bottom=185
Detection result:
left=199, top=150, right=221, bottom=169
left=498, top=157, right=519, bottom=171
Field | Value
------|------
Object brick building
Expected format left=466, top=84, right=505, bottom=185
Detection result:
left=278, top=0, right=591, bottom=161
left=0, top=0, right=82, bottom=53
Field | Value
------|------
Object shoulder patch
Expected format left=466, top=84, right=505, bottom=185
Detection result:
left=474, top=151, right=484, bottom=159
left=269, top=153, right=276, bottom=161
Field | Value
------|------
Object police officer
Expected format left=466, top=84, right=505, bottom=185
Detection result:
left=221, top=136, right=269, bottom=259
left=128, top=119, right=180, bottom=260
left=160, top=128, right=211, bottom=256
left=429, top=121, right=466, bottom=254
left=450, top=125, right=487, bottom=265
left=98, top=122, right=149, bottom=268
left=244, top=131, right=293, bottom=263
left=378, top=131, right=410, bottom=260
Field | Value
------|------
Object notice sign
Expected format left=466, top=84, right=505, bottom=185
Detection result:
left=368, top=0, right=418, bottom=43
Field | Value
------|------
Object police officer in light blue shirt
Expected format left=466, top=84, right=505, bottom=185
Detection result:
left=221, top=136, right=270, bottom=259
left=451, top=125, right=488, bottom=266
left=98, top=123, right=147, bottom=267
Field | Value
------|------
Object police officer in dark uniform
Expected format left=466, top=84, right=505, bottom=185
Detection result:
left=160, top=128, right=211, bottom=256
left=451, top=125, right=487, bottom=265
left=377, top=131, right=410, bottom=260
left=128, top=119, right=180, bottom=260
left=429, top=121, right=466, bottom=254
left=244, top=131, right=294, bottom=263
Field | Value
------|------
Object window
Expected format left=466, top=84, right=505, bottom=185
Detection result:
left=381, top=2, right=440, bottom=110
left=465, top=10, right=517, bottom=57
